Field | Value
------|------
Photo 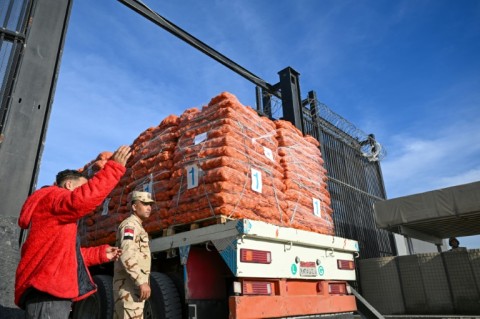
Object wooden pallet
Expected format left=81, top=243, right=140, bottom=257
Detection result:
left=162, top=215, right=234, bottom=237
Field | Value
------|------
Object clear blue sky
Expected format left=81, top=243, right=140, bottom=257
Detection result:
left=37, top=0, right=480, bottom=247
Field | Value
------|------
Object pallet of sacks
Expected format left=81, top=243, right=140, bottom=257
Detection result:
left=166, top=92, right=288, bottom=227
left=78, top=115, right=179, bottom=246
left=79, top=92, right=334, bottom=247
left=276, top=120, right=334, bottom=234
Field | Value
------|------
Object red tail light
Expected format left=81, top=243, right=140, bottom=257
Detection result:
left=243, top=281, right=273, bottom=295
left=240, top=249, right=272, bottom=264
left=337, top=259, right=355, bottom=270
left=329, top=282, right=347, bottom=295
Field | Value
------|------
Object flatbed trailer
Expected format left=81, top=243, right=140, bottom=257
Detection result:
left=74, top=218, right=360, bottom=319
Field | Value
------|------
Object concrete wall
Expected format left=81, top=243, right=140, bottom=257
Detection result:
left=0, top=217, right=25, bottom=318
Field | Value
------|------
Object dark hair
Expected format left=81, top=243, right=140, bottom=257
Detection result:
left=449, top=237, right=459, bottom=245
left=56, top=169, right=85, bottom=186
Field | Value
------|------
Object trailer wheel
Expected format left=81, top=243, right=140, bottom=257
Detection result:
left=167, top=272, right=187, bottom=318
left=72, top=275, right=113, bottom=319
left=144, top=272, right=182, bottom=319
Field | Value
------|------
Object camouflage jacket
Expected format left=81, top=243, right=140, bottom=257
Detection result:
left=113, top=214, right=151, bottom=287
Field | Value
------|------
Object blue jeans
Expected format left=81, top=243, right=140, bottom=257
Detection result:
left=24, top=289, right=72, bottom=319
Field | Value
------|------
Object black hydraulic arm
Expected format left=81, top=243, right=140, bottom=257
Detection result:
left=116, top=0, right=281, bottom=98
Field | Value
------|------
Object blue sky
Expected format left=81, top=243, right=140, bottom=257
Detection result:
left=37, top=0, right=480, bottom=247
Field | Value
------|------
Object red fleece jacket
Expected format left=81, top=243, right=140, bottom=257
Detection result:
left=15, top=160, right=126, bottom=308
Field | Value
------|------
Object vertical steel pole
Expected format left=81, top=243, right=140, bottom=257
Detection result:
left=278, top=67, right=304, bottom=132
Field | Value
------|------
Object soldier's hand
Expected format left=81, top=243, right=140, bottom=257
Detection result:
left=105, top=246, right=122, bottom=261
left=138, top=283, right=151, bottom=301
left=111, top=145, right=132, bottom=167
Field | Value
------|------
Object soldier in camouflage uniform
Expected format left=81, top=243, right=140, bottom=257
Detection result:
left=113, top=191, right=154, bottom=319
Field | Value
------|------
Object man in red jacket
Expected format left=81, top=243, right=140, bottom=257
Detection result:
left=15, top=145, right=131, bottom=319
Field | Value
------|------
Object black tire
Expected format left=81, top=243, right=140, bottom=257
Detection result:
left=144, top=272, right=182, bottom=319
left=72, top=275, right=114, bottom=319
left=167, top=272, right=187, bottom=319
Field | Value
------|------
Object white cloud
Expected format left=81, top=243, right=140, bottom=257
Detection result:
left=381, top=117, right=480, bottom=198
left=438, top=168, right=480, bottom=187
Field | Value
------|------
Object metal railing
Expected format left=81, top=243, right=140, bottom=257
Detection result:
left=259, top=88, right=396, bottom=258
left=302, top=92, right=396, bottom=259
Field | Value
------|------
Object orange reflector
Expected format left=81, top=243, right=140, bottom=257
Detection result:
left=242, top=281, right=273, bottom=295
left=337, top=259, right=355, bottom=270
left=240, top=249, right=272, bottom=264
left=328, top=282, right=347, bottom=295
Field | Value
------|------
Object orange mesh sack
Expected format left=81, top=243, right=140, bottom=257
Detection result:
left=79, top=115, right=180, bottom=246
left=167, top=92, right=288, bottom=227
left=79, top=92, right=337, bottom=247
left=275, top=120, right=334, bottom=235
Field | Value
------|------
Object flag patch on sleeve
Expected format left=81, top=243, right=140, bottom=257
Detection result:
left=123, top=227, right=134, bottom=240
